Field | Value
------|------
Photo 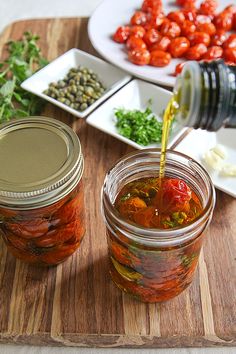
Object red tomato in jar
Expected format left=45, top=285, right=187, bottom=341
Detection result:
left=188, top=32, right=210, bottom=47
left=185, top=43, right=208, bottom=60
left=223, top=34, right=236, bottom=50
left=149, top=50, right=171, bottom=66
left=131, top=11, right=147, bottom=26
left=181, top=20, right=196, bottom=36
left=167, top=11, right=185, bottom=25
left=224, top=48, right=236, bottom=63
left=175, top=62, right=187, bottom=76
left=202, top=46, right=223, bottom=60
left=143, top=28, right=162, bottom=47
left=214, top=11, right=233, bottom=31
left=160, top=20, right=181, bottom=38
left=169, top=37, right=190, bottom=57
left=199, top=0, right=218, bottom=17
left=197, top=22, right=216, bottom=36
left=126, top=35, right=147, bottom=50
left=160, top=178, right=191, bottom=213
left=150, top=36, right=171, bottom=51
left=128, top=48, right=151, bottom=65
left=130, top=25, right=146, bottom=38
left=211, top=30, right=227, bottom=46
left=113, top=26, right=130, bottom=43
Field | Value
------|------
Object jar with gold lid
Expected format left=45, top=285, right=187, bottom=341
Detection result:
left=0, top=117, right=85, bottom=266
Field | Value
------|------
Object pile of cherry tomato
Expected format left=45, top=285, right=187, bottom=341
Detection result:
left=113, top=0, right=236, bottom=74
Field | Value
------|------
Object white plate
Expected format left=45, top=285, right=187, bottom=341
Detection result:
left=86, top=79, right=187, bottom=149
left=88, top=0, right=232, bottom=87
left=21, top=48, right=131, bottom=118
left=174, top=129, right=236, bottom=198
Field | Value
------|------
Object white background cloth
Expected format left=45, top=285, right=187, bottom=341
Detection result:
left=0, top=0, right=234, bottom=353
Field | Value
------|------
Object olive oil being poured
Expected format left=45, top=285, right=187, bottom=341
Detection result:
left=159, top=59, right=236, bottom=180
left=159, top=95, right=179, bottom=180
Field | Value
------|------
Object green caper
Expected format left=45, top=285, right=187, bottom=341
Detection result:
left=84, top=86, right=94, bottom=96
left=58, top=97, right=66, bottom=103
left=80, top=103, right=88, bottom=111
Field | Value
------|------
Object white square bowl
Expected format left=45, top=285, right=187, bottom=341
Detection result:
left=21, top=48, right=131, bottom=118
left=86, top=79, right=187, bottom=149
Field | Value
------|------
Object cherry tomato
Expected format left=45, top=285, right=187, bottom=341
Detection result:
left=142, top=0, right=163, bottom=13
left=183, top=2, right=196, bottom=11
left=113, top=26, right=130, bottom=43
left=167, top=11, right=185, bottom=25
left=181, top=20, right=196, bottom=36
left=185, top=43, right=208, bottom=60
left=199, top=0, right=218, bottom=17
left=146, top=11, right=165, bottom=28
left=223, top=34, right=236, bottom=50
left=197, top=22, right=216, bottom=36
left=149, top=50, right=171, bottom=66
left=150, top=36, right=171, bottom=51
left=175, top=62, right=187, bottom=76
left=161, top=178, right=191, bottom=213
left=224, top=5, right=236, bottom=15
left=128, top=48, right=151, bottom=65
left=160, top=20, right=181, bottom=38
left=169, top=37, right=190, bottom=57
left=214, top=11, right=233, bottom=31
left=143, top=28, right=162, bottom=47
left=126, top=35, right=147, bottom=50
left=211, top=30, right=227, bottom=46
left=182, top=9, right=197, bottom=22
left=195, top=14, right=212, bottom=25
left=188, top=32, right=210, bottom=47
left=130, top=25, right=146, bottom=38
left=131, top=11, right=147, bottom=26
left=224, top=48, right=236, bottom=63
left=225, top=61, right=236, bottom=66
left=233, top=13, right=236, bottom=30
left=176, top=0, right=196, bottom=6
left=202, top=46, right=223, bottom=60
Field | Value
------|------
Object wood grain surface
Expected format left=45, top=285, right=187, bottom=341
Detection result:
left=0, top=18, right=235, bottom=348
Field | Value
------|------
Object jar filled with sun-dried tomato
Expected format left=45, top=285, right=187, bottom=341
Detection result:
left=102, top=149, right=215, bottom=303
left=0, top=117, right=85, bottom=266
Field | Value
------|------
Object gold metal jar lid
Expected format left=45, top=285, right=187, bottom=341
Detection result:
left=0, top=117, right=84, bottom=209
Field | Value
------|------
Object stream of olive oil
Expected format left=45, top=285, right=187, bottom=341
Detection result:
left=159, top=95, right=179, bottom=180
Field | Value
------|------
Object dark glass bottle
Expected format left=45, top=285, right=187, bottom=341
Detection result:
left=174, top=60, right=236, bottom=131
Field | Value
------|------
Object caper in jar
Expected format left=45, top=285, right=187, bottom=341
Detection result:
left=43, top=65, right=106, bottom=112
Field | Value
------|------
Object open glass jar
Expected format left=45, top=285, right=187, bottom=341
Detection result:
left=102, top=149, right=215, bottom=303
left=0, top=117, right=85, bottom=266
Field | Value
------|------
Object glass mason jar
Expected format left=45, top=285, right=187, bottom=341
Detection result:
left=0, top=117, right=85, bottom=266
left=102, top=149, right=215, bottom=303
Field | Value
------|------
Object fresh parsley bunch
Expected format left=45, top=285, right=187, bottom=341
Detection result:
left=0, top=31, right=48, bottom=122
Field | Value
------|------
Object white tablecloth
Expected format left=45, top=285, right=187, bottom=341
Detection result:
left=0, top=1, right=234, bottom=353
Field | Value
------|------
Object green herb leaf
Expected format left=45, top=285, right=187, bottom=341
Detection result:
left=0, top=31, right=48, bottom=123
left=0, top=80, right=15, bottom=97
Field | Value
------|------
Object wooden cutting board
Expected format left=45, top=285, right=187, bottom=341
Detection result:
left=0, top=18, right=235, bottom=348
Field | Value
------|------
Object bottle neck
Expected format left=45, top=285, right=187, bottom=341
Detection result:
left=174, top=61, right=236, bottom=131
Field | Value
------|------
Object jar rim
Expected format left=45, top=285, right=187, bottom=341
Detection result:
left=0, top=117, right=84, bottom=209
left=102, top=148, right=215, bottom=247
